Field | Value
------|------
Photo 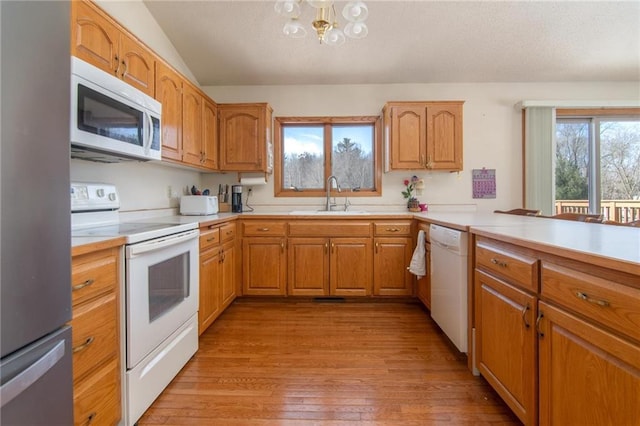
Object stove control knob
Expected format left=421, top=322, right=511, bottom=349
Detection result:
left=96, top=188, right=105, bottom=198
left=108, top=193, right=117, bottom=201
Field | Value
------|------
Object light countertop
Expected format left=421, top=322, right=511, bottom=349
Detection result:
left=70, top=211, right=640, bottom=275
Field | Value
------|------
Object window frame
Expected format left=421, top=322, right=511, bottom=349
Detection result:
left=555, top=108, right=640, bottom=215
left=273, top=116, right=382, bottom=197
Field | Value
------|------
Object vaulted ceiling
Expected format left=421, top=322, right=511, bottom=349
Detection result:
left=143, top=1, right=640, bottom=86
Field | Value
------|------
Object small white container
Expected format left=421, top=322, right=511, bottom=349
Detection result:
left=180, top=196, right=219, bottom=215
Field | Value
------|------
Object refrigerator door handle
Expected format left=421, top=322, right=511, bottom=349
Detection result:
left=0, top=340, right=65, bottom=407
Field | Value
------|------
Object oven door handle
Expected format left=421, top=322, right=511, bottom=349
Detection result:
left=127, top=230, right=199, bottom=257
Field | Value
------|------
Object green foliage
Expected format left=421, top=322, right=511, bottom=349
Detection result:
left=555, top=157, right=588, bottom=200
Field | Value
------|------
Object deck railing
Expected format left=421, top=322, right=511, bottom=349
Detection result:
left=555, top=200, right=640, bottom=222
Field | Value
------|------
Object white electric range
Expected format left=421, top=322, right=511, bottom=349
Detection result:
left=71, top=182, right=199, bottom=426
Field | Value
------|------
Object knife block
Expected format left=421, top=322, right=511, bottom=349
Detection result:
left=218, top=202, right=230, bottom=212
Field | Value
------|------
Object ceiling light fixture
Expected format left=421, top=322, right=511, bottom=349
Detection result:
left=275, top=0, right=368, bottom=46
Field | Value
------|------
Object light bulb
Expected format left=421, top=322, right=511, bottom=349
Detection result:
left=275, top=0, right=301, bottom=18
left=324, top=26, right=346, bottom=46
left=342, top=1, right=368, bottom=22
left=283, top=19, right=307, bottom=38
left=344, top=22, right=368, bottom=39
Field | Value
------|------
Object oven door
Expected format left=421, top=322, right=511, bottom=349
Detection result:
left=125, top=230, right=199, bottom=369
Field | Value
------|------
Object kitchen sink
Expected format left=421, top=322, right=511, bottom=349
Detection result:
left=289, top=210, right=371, bottom=215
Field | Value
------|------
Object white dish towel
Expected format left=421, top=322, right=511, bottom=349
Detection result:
left=408, top=230, right=426, bottom=279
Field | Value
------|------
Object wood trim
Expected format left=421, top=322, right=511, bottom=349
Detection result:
left=556, top=108, right=640, bottom=117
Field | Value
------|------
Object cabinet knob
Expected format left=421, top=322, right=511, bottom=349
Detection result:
left=575, top=291, right=610, bottom=307
left=490, top=258, right=508, bottom=268
left=83, top=412, right=97, bottom=426
left=72, top=279, right=95, bottom=291
left=521, top=304, right=531, bottom=328
left=73, top=336, right=95, bottom=353
left=120, top=60, right=127, bottom=77
left=536, top=311, right=544, bottom=338
left=257, top=227, right=270, bottom=231
left=386, top=228, right=399, bottom=232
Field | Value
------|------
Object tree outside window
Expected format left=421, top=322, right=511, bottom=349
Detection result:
left=555, top=112, right=640, bottom=222
left=274, top=117, right=381, bottom=197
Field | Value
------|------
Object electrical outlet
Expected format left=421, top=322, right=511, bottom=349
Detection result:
left=167, top=185, right=172, bottom=198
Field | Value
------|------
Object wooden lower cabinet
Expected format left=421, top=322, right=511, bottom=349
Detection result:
left=199, top=245, right=221, bottom=334
left=287, top=237, right=372, bottom=296
left=220, top=239, right=237, bottom=307
left=475, top=269, right=537, bottom=425
left=288, top=238, right=329, bottom=296
left=71, top=246, right=121, bottom=426
left=538, top=301, right=640, bottom=425
left=199, top=222, right=237, bottom=334
left=330, top=238, right=372, bottom=296
left=373, top=236, right=413, bottom=296
left=242, top=237, right=287, bottom=295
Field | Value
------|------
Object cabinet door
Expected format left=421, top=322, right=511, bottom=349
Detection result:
left=475, top=269, right=537, bottom=426
left=199, top=248, right=221, bottom=335
left=388, top=105, right=426, bottom=170
left=373, top=237, right=413, bottom=296
left=330, top=238, right=372, bottom=296
left=218, top=105, right=265, bottom=171
left=118, top=33, right=155, bottom=97
left=202, top=98, right=218, bottom=170
left=416, top=242, right=431, bottom=308
left=288, top=238, right=329, bottom=296
left=182, top=84, right=203, bottom=167
left=155, top=62, right=182, bottom=161
left=426, top=103, right=463, bottom=171
left=71, top=0, right=119, bottom=75
left=220, top=240, right=236, bottom=308
left=538, top=301, right=640, bottom=426
left=242, top=238, right=286, bottom=296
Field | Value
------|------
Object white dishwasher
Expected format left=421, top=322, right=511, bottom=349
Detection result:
left=430, top=224, right=468, bottom=352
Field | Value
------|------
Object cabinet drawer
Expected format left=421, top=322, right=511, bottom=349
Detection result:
left=73, top=357, right=121, bottom=426
left=71, top=248, right=118, bottom=306
left=417, top=222, right=430, bottom=242
left=243, top=221, right=287, bottom=236
left=289, top=221, right=371, bottom=237
left=71, top=292, right=118, bottom=383
left=200, top=227, right=220, bottom=250
left=476, top=238, right=538, bottom=292
left=374, top=222, right=412, bottom=236
left=542, top=261, right=640, bottom=342
left=220, top=222, right=237, bottom=242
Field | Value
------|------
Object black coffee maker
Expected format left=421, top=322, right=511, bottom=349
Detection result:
left=231, top=185, right=243, bottom=212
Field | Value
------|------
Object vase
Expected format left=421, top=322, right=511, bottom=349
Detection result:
left=407, top=199, right=420, bottom=212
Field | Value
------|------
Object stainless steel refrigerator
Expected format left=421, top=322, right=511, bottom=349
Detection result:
left=1, top=1, right=73, bottom=424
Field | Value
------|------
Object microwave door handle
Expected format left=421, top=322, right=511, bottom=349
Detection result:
left=144, top=111, right=152, bottom=155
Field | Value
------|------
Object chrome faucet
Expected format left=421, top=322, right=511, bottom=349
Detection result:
left=326, top=175, right=341, bottom=211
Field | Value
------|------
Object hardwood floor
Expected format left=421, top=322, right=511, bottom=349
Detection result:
left=138, top=299, right=521, bottom=425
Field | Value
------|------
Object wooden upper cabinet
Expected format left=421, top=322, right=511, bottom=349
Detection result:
left=71, top=0, right=155, bottom=96
left=202, top=98, right=219, bottom=170
left=118, top=32, right=155, bottom=97
left=384, top=101, right=463, bottom=171
left=218, top=103, right=273, bottom=172
left=427, top=102, right=463, bottom=171
left=387, top=105, right=426, bottom=170
left=181, top=83, right=203, bottom=167
left=155, top=62, right=182, bottom=162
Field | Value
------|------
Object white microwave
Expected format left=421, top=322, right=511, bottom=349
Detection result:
left=70, top=57, right=162, bottom=163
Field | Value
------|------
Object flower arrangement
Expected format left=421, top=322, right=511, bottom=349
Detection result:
left=402, top=176, right=421, bottom=211
left=401, top=176, right=420, bottom=201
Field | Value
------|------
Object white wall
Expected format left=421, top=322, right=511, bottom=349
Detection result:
left=203, top=82, right=639, bottom=212
left=77, top=1, right=639, bottom=214
left=94, top=0, right=197, bottom=83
